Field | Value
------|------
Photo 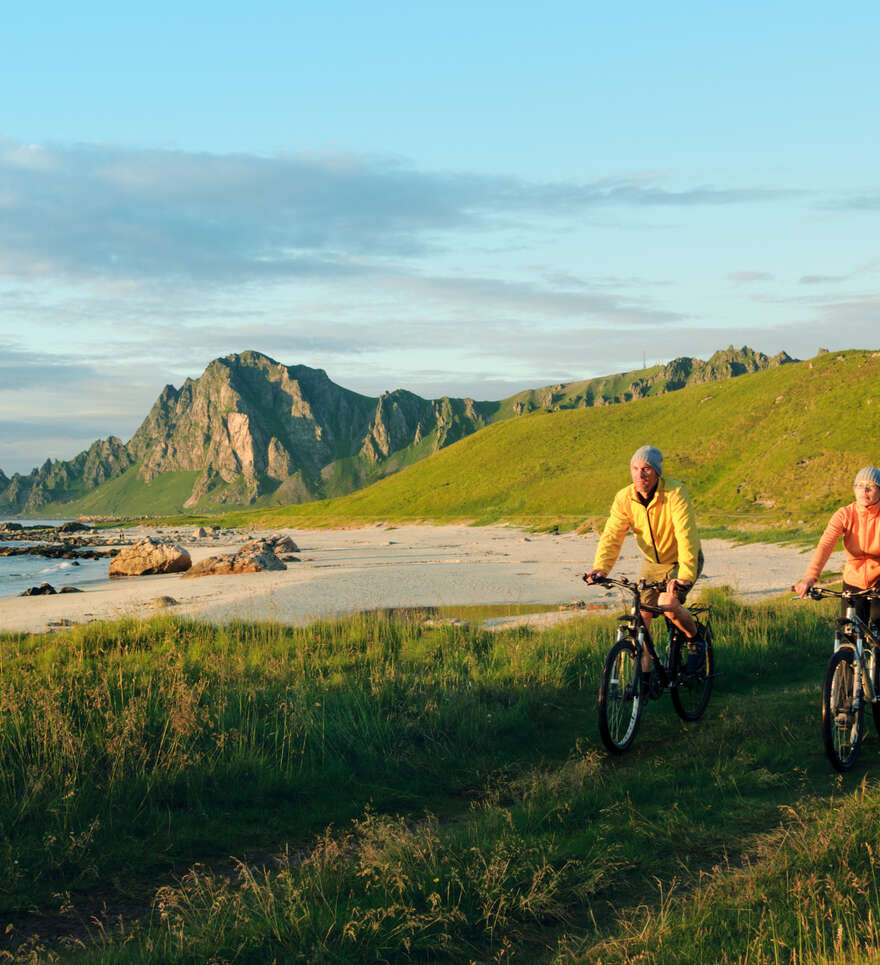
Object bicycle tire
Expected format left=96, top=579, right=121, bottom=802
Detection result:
left=598, top=639, right=643, bottom=754
left=670, top=622, right=714, bottom=722
left=821, top=645, right=863, bottom=773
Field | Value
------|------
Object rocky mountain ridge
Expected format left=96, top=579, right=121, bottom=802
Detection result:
left=0, top=346, right=794, bottom=515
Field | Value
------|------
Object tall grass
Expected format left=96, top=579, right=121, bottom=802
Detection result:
left=0, top=610, right=608, bottom=924
left=558, top=781, right=880, bottom=964
left=2, top=590, right=864, bottom=962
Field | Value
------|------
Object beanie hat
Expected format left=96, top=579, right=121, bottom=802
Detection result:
left=854, top=466, right=880, bottom=487
left=631, top=445, right=663, bottom=476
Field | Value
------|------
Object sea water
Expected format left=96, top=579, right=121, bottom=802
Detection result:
left=0, top=518, right=112, bottom=599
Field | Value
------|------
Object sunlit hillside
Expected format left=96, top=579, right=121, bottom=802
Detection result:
left=222, top=349, right=879, bottom=533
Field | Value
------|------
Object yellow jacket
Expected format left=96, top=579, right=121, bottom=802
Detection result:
left=592, top=477, right=701, bottom=583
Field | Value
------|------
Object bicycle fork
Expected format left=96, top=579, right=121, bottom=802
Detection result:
left=837, top=604, right=878, bottom=710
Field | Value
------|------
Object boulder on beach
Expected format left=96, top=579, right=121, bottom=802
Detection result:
left=271, top=535, right=300, bottom=553
left=21, top=583, right=57, bottom=596
left=109, top=537, right=192, bottom=576
left=183, top=540, right=286, bottom=578
left=149, top=595, right=179, bottom=609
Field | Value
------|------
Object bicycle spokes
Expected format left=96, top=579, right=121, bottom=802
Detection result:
left=598, top=640, right=643, bottom=753
left=822, top=647, right=864, bottom=772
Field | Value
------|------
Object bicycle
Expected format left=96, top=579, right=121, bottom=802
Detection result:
left=803, top=586, right=880, bottom=772
left=593, top=576, right=715, bottom=754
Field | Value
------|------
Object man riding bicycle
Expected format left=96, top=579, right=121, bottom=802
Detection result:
left=584, top=445, right=705, bottom=675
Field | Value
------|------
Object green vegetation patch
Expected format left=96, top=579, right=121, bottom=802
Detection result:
left=2, top=590, right=874, bottom=963
left=213, top=349, right=880, bottom=536
left=45, top=466, right=202, bottom=518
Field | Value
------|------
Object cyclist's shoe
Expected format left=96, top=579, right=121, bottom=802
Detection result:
left=685, top=629, right=706, bottom=676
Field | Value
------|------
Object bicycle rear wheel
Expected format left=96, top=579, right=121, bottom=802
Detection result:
left=822, top=645, right=863, bottom=773
left=598, top=639, right=643, bottom=753
left=671, top=622, right=714, bottom=722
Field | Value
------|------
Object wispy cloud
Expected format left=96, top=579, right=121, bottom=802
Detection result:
left=827, top=192, right=880, bottom=211
left=0, top=137, right=805, bottom=288
left=0, top=343, right=103, bottom=389
left=799, top=273, right=849, bottom=284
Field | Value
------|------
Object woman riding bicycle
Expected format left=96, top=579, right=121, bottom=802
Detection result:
left=795, top=466, right=880, bottom=628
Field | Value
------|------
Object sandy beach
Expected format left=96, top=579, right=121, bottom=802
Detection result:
left=0, top=524, right=835, bottom=635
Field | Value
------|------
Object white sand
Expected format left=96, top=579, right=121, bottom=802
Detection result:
left=0, top=524, right=835, bottom=635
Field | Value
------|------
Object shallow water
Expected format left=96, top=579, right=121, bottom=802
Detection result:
left=0, top=518, right=111, bottom=599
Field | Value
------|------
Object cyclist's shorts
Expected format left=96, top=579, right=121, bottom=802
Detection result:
left=639, top=549, right=705, bottom=608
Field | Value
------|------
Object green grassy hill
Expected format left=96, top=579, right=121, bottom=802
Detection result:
left=219, top=349, right=879, bottom=533
left=56, top=466, right=202, bottom=517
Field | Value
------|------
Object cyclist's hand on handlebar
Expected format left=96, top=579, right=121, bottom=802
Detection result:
left=667, top=578, right=692, bottom=595
left=794, top=578, right=815, bottom=598
left=583, top=569, right=607, bottom=584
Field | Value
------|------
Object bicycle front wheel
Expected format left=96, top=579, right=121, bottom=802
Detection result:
left=598, top=639, right=643, bottom=754
left=671, top=623, right=714, bottom=722
left=822, top=645, right=864, bottom=773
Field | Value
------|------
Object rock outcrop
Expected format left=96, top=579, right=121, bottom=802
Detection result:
left=109, top=538, right=192, bottom=576
left=0, top=436, right=134, bottom=514
left=21, top=583, right=57, bottom=596
left=183, top=540, right=286, bottom=578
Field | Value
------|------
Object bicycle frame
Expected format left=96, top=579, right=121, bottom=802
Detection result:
left=819, top=587, right=880, bottom=709
left=807, top=585, right=880, bottom=772
left=607, top=576, right=710, bottom=687
left=595, top=575, right=714, bottom=753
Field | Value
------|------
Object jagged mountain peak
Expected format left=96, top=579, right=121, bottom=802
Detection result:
left=0, top=345, right=799, bottom=516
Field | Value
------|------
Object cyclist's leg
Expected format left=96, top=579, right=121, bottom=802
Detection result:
left=639, top=560, right=670, bottom=672
left=659, top=549, right=704, bottom=641
left=667, top=552, right=707, bottom=672
left=660, top=593, right=698, bottom=639
left=841, top=581, right=880, bottom=630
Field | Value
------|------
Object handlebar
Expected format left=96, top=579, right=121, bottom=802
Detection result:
left=803, top=586, right=880, bottom=602
left=582, top=574, right=679, bottom=612
left=584, top=575, right=665, bottom=591
left=584, top=574, right=691, bottom=592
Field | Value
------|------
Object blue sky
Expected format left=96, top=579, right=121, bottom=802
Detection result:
left=1, top=0, right=878, bottom=475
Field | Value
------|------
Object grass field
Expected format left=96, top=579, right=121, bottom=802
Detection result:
left=3, top=588, right=880, bottom=963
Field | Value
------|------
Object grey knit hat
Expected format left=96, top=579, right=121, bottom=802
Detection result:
left=631, top=445, right=663, bottom=476
left=854, top=466, right=880, bottom=487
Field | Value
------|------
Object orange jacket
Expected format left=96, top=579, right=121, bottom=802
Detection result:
left=804, top=501, right=880, bottom=588
left=592, top=476, right=701, bottom=583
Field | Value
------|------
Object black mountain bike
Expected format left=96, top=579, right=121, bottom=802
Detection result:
left=804, top=586, right=880, bottom=772
left=594, top=577, right=715, bottom=754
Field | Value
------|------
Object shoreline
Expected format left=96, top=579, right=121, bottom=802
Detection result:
left=0, top=523, right=832, bottom=636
